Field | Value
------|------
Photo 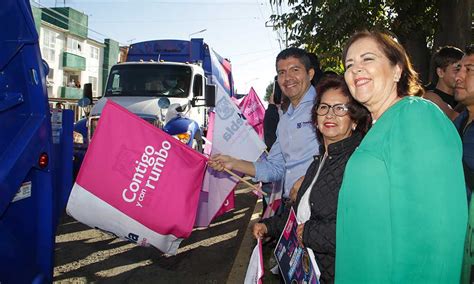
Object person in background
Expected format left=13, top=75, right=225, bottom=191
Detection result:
left=453, top=45, right=474, bottom=283
left=307, top=52, right=324, bottom=87
left=336, top=30, right=467, bottom=283
left=253, top=75, right=371, bottom=283
left=454, top=46, right=474, bottom=200
left=424, top=46, right=464, bottom=120
left=261, top=80, right=282, bottom=214
left=208, top=47, right=319, bottom=204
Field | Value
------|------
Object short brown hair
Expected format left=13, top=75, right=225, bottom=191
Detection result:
left=342, top=30, right=424, bottom=98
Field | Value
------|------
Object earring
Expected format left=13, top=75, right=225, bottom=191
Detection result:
left=352, top=125, right=357, bottom=131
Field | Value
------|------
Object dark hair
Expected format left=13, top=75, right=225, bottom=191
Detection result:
left=276, top=47, right=313, bottom=72
left=342, top=30, right=424, bottom=97
left=433, top=46, right=464, bottom=69
left=466, top=45, right=474, bottom=56
left=307, top=52, right=324, bottom=86
left=430, top=46, right=464, bottom=84
left=311, top=75, right=371, bottom=145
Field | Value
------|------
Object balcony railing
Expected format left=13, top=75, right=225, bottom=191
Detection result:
left=62, top=52, right=86, bottom=71
left=60, top=86, right=82, bottom=99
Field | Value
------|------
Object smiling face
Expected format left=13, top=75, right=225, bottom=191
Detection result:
left=277, top=56, right=314, bottom=107
left=343, top=37, right=401, bottom=115
left=316, top=88, right=355, bottom=146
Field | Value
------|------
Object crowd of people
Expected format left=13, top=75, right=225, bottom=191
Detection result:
left=209, top=30, right=473, bottom=283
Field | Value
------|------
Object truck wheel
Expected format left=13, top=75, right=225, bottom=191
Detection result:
left=193, top=132, right=203, bottom=153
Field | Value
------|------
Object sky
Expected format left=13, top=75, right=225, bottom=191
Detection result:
left=33, top=0, right=288, bottom=103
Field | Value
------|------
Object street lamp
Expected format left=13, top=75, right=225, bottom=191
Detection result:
left=188, top=29, right=207, bottom=38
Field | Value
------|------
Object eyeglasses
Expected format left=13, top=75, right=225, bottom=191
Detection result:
left=316, top=103, right=349, bottom=117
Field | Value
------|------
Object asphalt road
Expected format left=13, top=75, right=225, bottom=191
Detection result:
left=53, top=185, right=258, bottom=283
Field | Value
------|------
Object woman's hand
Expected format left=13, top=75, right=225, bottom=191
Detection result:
left=297, top=223, right=305, bottom=247
left=208, top=154, right=236, bottom=171
left=252, top=223, right=268, bottom=239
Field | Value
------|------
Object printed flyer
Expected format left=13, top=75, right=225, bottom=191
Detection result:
left=274, top=207, right=319, bottom=284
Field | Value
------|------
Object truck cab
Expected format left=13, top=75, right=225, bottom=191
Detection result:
left=73, top=38, right=233, bottom=177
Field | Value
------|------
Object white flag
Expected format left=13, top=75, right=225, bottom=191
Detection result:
left=245, top=238, right=264, bottom=284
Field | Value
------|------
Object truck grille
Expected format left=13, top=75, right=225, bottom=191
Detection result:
left=88, top=115, right=162, bottom=141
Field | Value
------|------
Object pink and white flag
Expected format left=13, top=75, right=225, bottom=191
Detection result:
left=238, top=87, right=265, bottom=138
left=244, top=238, right=264, bottom=284
left=195, top=78, right=266, bottom=227
left=203, top=111, right=215, bottom=156
left=262, top=181, right=283, bottom=219
left=66, top=100, right=207, bottom=255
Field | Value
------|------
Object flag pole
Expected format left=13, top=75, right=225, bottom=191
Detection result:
left=223, top=168, right=267, bottom=196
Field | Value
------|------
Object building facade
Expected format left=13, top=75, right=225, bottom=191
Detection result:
left=32, top=6, right=120, bottom=100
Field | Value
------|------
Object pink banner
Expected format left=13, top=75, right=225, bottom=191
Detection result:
left=239, top=87, right=265, bottom=138
left=203, top=111, right=215, bottom=156
left=70, top=100, right=207, bottom=249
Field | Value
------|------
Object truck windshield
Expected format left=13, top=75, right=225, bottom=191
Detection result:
left=105, top=64, right=192, bottom=98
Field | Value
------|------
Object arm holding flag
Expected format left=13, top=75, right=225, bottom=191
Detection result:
left=253, top=137, right=285, bottom=183
left=208, top=137, right=285, bottom=184
left=208, top=154, right=256, bottom=177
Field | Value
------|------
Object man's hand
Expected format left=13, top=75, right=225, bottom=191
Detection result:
left=252, top=223, right=268, bottom=239
left=208, top=154, right=236, bottom=171
left=289, top=176, right=305, bottom=202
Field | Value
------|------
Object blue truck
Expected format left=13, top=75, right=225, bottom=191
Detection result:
left=73, top=39, right=234, bottom=175
left=0, top=0, right=74, bottom=282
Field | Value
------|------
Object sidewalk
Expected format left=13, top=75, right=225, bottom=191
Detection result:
left=227, top=190, right=280, bottom=283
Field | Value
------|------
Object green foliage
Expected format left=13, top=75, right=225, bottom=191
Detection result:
left=265, top=80, right=274, bottom=102
left=269, top=0, right=438, bottom=70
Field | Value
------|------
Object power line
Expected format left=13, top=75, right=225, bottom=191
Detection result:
left=90, top=17, right=259, bottom=24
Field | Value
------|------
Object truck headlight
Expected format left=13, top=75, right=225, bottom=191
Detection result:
left=73, top=131, right=84, bottom=144
left=173, top=131, right=192, bottom=144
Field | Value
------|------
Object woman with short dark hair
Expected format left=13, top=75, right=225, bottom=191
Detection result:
left=253, top=75, right=370, bottom=283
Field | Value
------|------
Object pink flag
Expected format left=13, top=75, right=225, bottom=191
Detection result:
left=214, top=187, right=235, bottom=217
left=203, top=111, right=215, bottom=156
left=66, top=100, right=207, bottom=254
left=262, top=181, right=283, bottom=219
left=238, top=87, right=266, bottom=138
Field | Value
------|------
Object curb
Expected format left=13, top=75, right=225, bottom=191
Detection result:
left=227, top=194, right=262, bottom=283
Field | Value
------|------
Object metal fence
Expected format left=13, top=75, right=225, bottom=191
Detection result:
left=48, top=98, right=86, bottom=122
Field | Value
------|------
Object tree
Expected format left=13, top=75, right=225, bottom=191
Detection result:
left=269, top=0, right=472, bottom=83
left=265, top=80, right=274, bottom=102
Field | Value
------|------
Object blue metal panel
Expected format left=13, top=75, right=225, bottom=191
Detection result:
left=0, top=0, right=73, bottom=282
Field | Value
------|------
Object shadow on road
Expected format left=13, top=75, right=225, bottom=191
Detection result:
left=54, top=187, right=257, bottom=283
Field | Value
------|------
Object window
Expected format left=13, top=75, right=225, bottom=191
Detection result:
left=41, top=29, right=56, bottom=62
left=89, top=76, right=98, bottom=95
left=90, top=46, right=99, bottom=60
left=47, top=68, right=54, bottom=81
left=67, top=38, right=82, bottom=54
left=193, top=74, right=203, bottom=97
